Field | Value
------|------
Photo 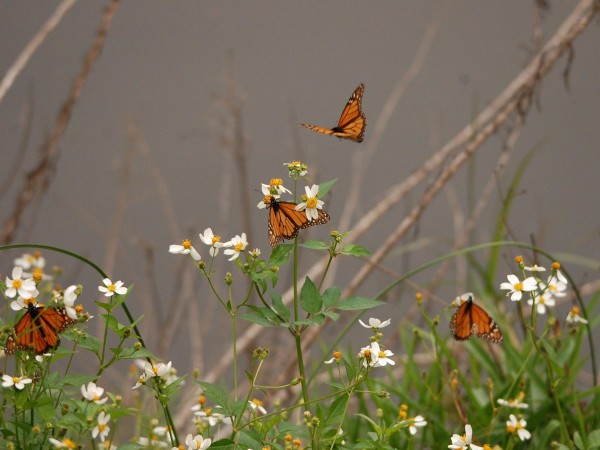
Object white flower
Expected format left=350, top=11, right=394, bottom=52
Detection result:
left=145, top=361, right=173, bottom=379
left=498, top=394, right=529, bottom=409
left=92, top=411, right=111, bottom=442
left=506, top=414, right=531, bottom=441
left=295, top=184, right=325, bottom=221
left=284, top=161, right=308, bottom=177
left=194, top=409, right=227, bottom=427
left=185, top=433, right=212, bottom=450
left=4, top=266, right=37, bottom=299
left=14, top=252, right=46, bottom=270
left=63, top=285, right=80, bottom=319
left=358, top=317, right=391, bottom=330
left=500, top=274, right=537, bottom=301
left=81, top=382, right=108, bottom=405
left=357, top=345, right=373, bottom=367
left=169, top=239, right=201, bottom=261
left=448, top=423, right=473, bottom=449
left=98, top=278, right=127, bottom=297
left=199, top=228, right=226, bottom=257
left=524, top=264, right=546, bottom=272
left=370, top=341, right=395, bottom=367
left=566, top=306, right=588, bottom=324
left=527, top=292, right=555, bottom=315
left=260, top=180, right=291, bottom=197
left=452, top=292, right=473, bottom=307
left=132, top=373, right=147, bottom=389
left=248, top=398, right=267, bottom=415
left=223, top=233, right=248, bottom=261
left=10, top=293, right=39, bottom=311
left=408, top=415, right=427, bottom=435
left=49, top=438, right=77, bottom=448
left=2, top=374, right=33, bottom=390
left=545, top=275, right=568, bottom=297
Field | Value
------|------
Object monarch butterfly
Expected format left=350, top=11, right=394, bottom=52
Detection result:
left=300, top=83, right=366, bottom=143
left=4, top=303, right=77, bottom=355
left=449, top=295, right=503, bottom=344
left=265, top=195, right=330, bottom=247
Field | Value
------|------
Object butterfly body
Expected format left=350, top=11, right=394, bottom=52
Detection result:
left=4, top=303, right=77, bottom=355
left=301, top=83, right=366, bottom=142
left=266, top=196, right=330, bottom=247
left=450, top=296, right=503, bottom=344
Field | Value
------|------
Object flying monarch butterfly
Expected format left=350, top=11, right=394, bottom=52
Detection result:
left=264, top=195, right=330, bottom=247
left=4, top=302, right=77, bottom=355
left=449, top=295, right=503, bottom=344
left=300, top=83, right=366, bottom=143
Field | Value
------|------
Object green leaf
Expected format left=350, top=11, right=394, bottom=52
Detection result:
left=301, top=240, right=329, bottom=250
left=238, top=311, right=274, bottom=327
left=337, top=296, right=385, bottom=311
left=197, top=381, right=229, bottom=411
left=589, top=429, right=600, bottom=448
left=574, top=431, right=585, bottom=449
left=318, top=179, right=337, bottom=197
left=322, top=286, right=341, bottom=308
left=75, top=332, right=102, bottom=354
left=270, top=290, right=290, bottom=321
left=340, top=243, right=371, bottom=256
left=111, top=346, right=156, bottom=360
left=323, top=310, right=340, bottom=321
left=300, top=277, right=322, bottom=314
left=209, top=438, right=236, bottom=449
left=116, top=443, right=146, bottom=450
left=269, top=244, right=293, bottom=266
left=294, top=314, right=326, bottom=326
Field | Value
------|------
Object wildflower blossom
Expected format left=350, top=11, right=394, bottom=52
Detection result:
left=81, top=382, right=108, bottom=405
left=194, top=408, right=227, bottom=426
left=199, top=228, right=226, bottom=257
left=545, top=274, right=568, bottom=297
left=451, top=292, right=473, bottom=307
left=506, top=414, right=531, bottom=441
left=98, top=278, right=127, bottom=297
left=223, top=233, right=248, bottom=261
left=2, top=374, right=33, bottom=390
left=295, top=184, right=325, bottom=221
left=500, top=274, right=537, bottom=301
left=524, top=264, right=546, bottom=272
left=63, top=285, right=80, bottom=319
left=357, top=345, right=373, bottom=367
left=248, top=398, right=267, bottom=415
left=144, top=361, right=173, bottom=380
left=448, top=423, right=478, bottom=449
left=92, top=411, right=111, bottom=442
left=14, top=252, right=46, bottom=270
left=49, top=438, right=77, bottom=449
left=324, top=350, right=342, bottom=364
left=285, top=160, right=308, bottom=178
left=5, top=266, right=37, bottom=299
left=185, top=433, right=212, bottom=450
left=498, top=393, right=529, bottom=409
left=358, top=317, right=391, bottom=330
left=170, top=239, right=201, bottom=261
left=566, top=306, right=588, bottom=324
left=408, top=415, right=427, bottom=435
left=262, top=179, right=291, bottom=196
left=132, top=373, right=147, bottom=389
left=527, top=292, right=555, bottom=315
left=370, top=341, right=395, bottom=367
left=10, top=293, right=38, bottom=311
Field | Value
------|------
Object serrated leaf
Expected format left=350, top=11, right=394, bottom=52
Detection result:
left=300, top=277, right=322, bottom=314
left=337, top=296, right=385, bottom=311
left=340, top=243, right=371, bottom=256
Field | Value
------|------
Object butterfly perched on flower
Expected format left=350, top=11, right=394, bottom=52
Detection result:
left=4, top=302, right=77, bottom=355
left=449, top=294, right=503, bottom=344
left=301, top=83, right=366, bottom=143
left=261, top=195, right=330, bottom=247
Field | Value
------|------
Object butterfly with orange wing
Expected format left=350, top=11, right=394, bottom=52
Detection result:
left=301, top=83, right=366, bottom=143
left=449, top=294, right=503, bottom=344
left=4, top=302, right=77, bottom=355
left=263, top=195, right=330, bottom=247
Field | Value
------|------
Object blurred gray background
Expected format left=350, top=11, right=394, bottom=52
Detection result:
left=1, top=1, right=599, bottom=399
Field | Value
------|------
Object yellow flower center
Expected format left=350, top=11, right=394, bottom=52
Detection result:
left=514, top=282, right=523, bottom=291
left=378, top=350, right=386, bottom=358
left=182, top=239, right=192, bottom=249
left=252, top=398, right=264, bottom=407
left=363, top=349, right=371, bottom=358
left=212, top=235, right=221, bottom=244
left=108, top=284, right=117, bottom=292
left=62, top=439, right=77, bottom=449
left=98, top=423, right=108, bottom=432
left=234, top=243, right=244, bottom=252
left=571, top=306, right=580, bottom=315
left=507, top=424, right=516, bottom=433
left=32, top=268, right=43, bottom=282
left=75, top=304, right=84, bottom=314
left=551, top=261, right=561, bottom=270
left=333, top=350, right=342, bottom=360
left=93, top=393, right=101, bottom=401
left=307, top=197, right=318, bottom=209
left=539, top=296, right=546, bottom=304
left=13, top=279, right=22, bottom=289
left=12, top=376, right=20, bottom=384
left=398, top=410, right=407, bottom=420
left=263, top=195, right=274, bottom=206
left=270, top=178, right=283, bottom=188
left=285, top=434, right=293, bottom=442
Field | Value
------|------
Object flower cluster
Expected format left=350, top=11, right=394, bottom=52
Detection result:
left=170, top=228, right=249, bottom=262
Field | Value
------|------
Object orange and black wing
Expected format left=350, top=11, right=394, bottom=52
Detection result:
left=4, top=305, right=77, bottom=355
left=301, top=83, right=366, bottom=143
left=268, top=200, right=330, bottom=247
left=450, top=297, right=502, bottom=344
